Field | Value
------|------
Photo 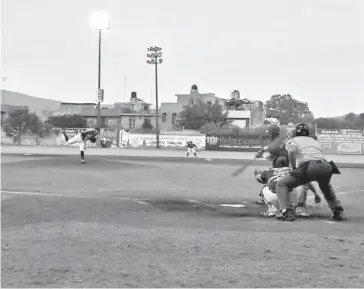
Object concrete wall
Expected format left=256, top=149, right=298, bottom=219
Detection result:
left=160, top=103, right=183, bottom=130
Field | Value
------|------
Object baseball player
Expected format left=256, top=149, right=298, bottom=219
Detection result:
left=255, top=123, right=321, bottom=215
left=255, top=156, right=316, bottom=218
left=63, top=128, right=100, bottom=163
left=186, top=141, right=198, bottom=158
left=275, top=123, right=345, bottom=221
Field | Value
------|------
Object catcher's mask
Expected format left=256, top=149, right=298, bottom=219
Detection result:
left=274, top=156, right=288, bottom=168
left=294, top=123, right=310, bottom=137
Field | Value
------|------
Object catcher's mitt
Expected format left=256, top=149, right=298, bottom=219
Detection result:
left=89, top=136, right=97, bottom=143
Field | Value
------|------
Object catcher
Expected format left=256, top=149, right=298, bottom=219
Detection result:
left=255, top=156, right=319, bottom=218
left=63, top=128, right=100, bottom=163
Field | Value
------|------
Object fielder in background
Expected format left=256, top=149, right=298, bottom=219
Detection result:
left=186, top=141, right=198, bottom=158
left=63, top=128, right=100, bottom=163
left=275, top=123, right=345, bottom=221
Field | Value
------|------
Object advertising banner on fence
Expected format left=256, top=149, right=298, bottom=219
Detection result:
left=317, top=129, right=364, bottom=155
left=205, top=135, right=270, bottom=152
left=121, top=133, right=206, bottom=150
left=100, top=128, right=119, bottom=148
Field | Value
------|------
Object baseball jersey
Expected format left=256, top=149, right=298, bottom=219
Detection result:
left=187, top=143, right=197, bottom=148
left=285, top=136, right=324, bottom=164
left=267, top=135, right=291, bottom=159
left=81, top=129, right=98, bottom=141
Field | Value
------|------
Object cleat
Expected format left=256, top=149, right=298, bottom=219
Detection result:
left=294, top=205, right=311, bottom=218
left=332, top=208, right=345, bottom=221
left=81, top=159, right=85, bottom=163
left=275, top=209, right=295, bottom=221
left=261, top=204, right=278, bottom=217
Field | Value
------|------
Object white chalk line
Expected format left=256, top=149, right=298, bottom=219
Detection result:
left=1, top=191, right=64, bottom=197
left=2, top=189, right=364, bottom=210
left=1, top=190, right=151, bottom=206
left=307, top=189, right=364, bottom=199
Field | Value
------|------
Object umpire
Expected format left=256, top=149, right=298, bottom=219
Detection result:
left=275, top=123, right=345, bottom=221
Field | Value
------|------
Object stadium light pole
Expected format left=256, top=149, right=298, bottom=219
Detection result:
left=89, top=11, right=110, bottom=131
left=1, top=76, right=8, bottom=104
left=147, top=46, right=163, bottom=148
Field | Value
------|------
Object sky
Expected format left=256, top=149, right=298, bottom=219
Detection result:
left=1, top=0, right=363, bottom=117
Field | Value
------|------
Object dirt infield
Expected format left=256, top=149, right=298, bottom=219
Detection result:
left=2, top=154, right=364, bottom=287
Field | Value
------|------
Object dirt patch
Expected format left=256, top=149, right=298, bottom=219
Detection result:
left=2, top=221, right=364, bottom=288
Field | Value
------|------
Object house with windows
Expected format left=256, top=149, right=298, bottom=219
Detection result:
left=80, top=92, right=160, bottom=130
left=160, top=85, right=226, bottom=130
left=160, top=86, right=265, bottom=131
left=223, top=90, right=266, bottom=130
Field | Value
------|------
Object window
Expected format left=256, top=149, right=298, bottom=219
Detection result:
left=162, top=113, right=167, bottom=122
left=172, top=113, right=177, bottom=125
left=108, top=118, right=118, bottom=126
left=129, top=116, right=136, bottom=129
left=207, top=102, right=212, bottom=107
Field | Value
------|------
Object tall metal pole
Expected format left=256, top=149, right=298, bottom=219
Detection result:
left=1, top=76, right=7, bottom=105
left=97, top=29, right=102, bottom=129
left=147, top=46, right=162, bottom=149
left=154, top=58, right=160, bottom=148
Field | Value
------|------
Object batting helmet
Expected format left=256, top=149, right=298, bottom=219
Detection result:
left=267, top=123, right=280, bottom=139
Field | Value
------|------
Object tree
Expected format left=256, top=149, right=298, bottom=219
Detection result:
left=178, top=100, right=228, bottom=130
left=3, top=109, right=43, bottom=144
left=315, top=112, right=364, bottom=130
left=47, top=114, right=87, bottom=128
left=265, top=94, right=313, bottom=125
left=200, top=122, right=249, bottom=136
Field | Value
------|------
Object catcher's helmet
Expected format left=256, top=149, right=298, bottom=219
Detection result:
left=267, top=123, right=280, bottom=139
left=294, top=123, right=310, bottom=137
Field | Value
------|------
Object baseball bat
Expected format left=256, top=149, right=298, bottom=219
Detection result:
left=231, top=157, right=257, bottom=177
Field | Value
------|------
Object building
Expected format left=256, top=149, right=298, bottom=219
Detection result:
left=160, top=86, right=265, bottom=131
left=81, top=92, right=160, bottom=130
left=223, top=90, right=266, bottom=130
left=160, top=85, right=226, bottom=130
left=57, top=102, right=97, bottom=115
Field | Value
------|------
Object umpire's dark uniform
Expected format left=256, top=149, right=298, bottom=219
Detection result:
left=275, top=123, right=344, bottom=221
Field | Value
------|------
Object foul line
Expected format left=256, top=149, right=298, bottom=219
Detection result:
left=2, top=189, right=364, bottom=209
left=1, top=190, right=151, bottom=206
left=307, top=189, right=364, bottom=199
